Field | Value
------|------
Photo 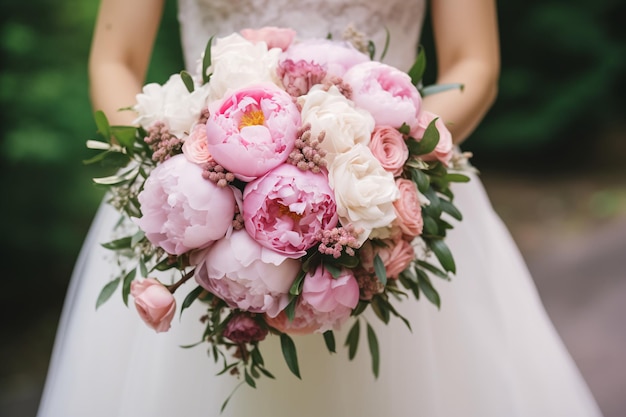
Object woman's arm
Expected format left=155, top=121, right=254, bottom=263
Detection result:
left=423, top=0, right=500, bottom=144
left=88, top=0, right=166, bottom=125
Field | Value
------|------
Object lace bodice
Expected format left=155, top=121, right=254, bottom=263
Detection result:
left=178, top=0, right=426, bottom=72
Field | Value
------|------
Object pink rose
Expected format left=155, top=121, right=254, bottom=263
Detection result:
left=194, top=229, right=301, bottom=317
left=412, top=111, right=454, bottom=166
left=343, top=61, right=422, bottom=130
left=393, top=178, right=424, bottom=238
left=277, top=59, right=327, bottom=97
left=266, top=266, right=358, bottom=335
left=368, top=126, right=409, bottom=177
left=130, top=278, right=176, bottom=333
left=359, top=237, right=415, bottom=279
left=182, top=124, right=212, bottom=164
left=134, top=154, right=236, bottom=255
left=243, top=163, right=338, bottom=258
left=205, top=84, right=300, bottom=181
left=223, top=313, right=269, bottom=343
left=240, top=27, right=296, bottom=51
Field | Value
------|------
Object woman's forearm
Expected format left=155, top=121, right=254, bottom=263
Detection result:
left=89, top=63, right=144, bottom=125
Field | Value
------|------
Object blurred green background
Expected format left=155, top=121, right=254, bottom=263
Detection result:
left=1, top=0, right=625, bottom=416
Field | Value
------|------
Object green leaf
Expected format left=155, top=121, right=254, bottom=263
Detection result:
left=96, top=277, right=121, bottom=309
left=420, top=82, right=464, bottom=97
left=202, top=35, right=215, bottom=84
left=284, top=297, right=297, bottom=322
left=82, top=150, right=130, bottom=167
left=410, top=168, right=430, bottom=193
left=111, top=126, right=137, bottom=149
left=220, top=381, right=244, bottom=414
left=415, top=118, right=440, bottom=155
left=417, top=270, right=441, bottom=308
left=244, top=369, right=257, bottom=388
left=122, top=268, right=136, bottom=306
left=379, top=26, right=391, bottom=61
left=324, top=262, right=342, bottom=279
left=439, top=199, right=463, bottom=221
left=398, top=123, right=411, bottom=135
left=289, top=270, right=306, bottom=296
left=422, top=216, right=439, bottom=236
left=408, top=46, right=426, bottom=86
left=371, top=296, right=390, bottom=324
left=257, top=366, right=275, bottom=379
left=416, top=260, right=450, bottom=280
left=367, top=40, right=376, bottom=60
left=344, top=319, right=361, bottom=360
left=280, top=333, right=301, bottom=379
left=94, top=110, right=111, bottom=142
left=366, top=323, right=380, bottom=378
left=423, top=187, right=442, bottom=217
left=443, top=173, right=471, bottom=183
left=427, top=239, right=456, bottom=273
left=336, top=252, right=360, bottom=269
left=131, top=230, right=145, bottom=247
left=139, top=259, right=148, bottom=278
left=373, top=254, right=387, bottom=285
left=180, top=70, right=195, bottom=93
left=323, top=330, right=336, bottom=353
left=180, top=285, right=203, bottom=316
left=251, top=346, right=264, bottom=366
left=101, top=236, right=132, bottom=250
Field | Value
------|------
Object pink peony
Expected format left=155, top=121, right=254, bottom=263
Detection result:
left=243, top=163, right=338, bottom=258
left=393, top=178, right=424, bottom=238
left=301, top=265, right=359, bottom=313
left=194, top=229, right=301, bottom=317
left=240, top=27, right=296, bottom=51
left=205, top=84, right=300, bottom=181
left=412, top=111, right=454, bottom=166
left=343, top=61, right=422, bottom=130
left=277, top=59, right=327, bottom=97
left=223, top=313, right=269, bottom=343
left=368, top=126, right=409, bottom=177
left=182, top=123, right=212, bottom=164
left=134, top=154, right=236, bottom=255
left=359, top=237, right=416, bottom=279
left=279, top=38, right=369, bottom=81
left=130, top=278, right=176, bottom=333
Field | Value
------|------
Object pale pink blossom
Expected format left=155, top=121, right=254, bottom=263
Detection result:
left=243, top=163, right=338, bottom=258
left=359, top=237, right=415, bottom=279
left=182, top=124, right=212, bottom=164
left=412, top=111, right=454, bottom=166
left=343, top=61, right=422, bottom=130
left=278, top=59, right=327, bottom=97
left=134, top=154, right=236, bottom=255
left=205, top=84, right=300, bottom=181
left=194, top=229, right=300, bottom=317
left=130, top=278, right=176, bottom=333
left=393, top=178, right=424, bottom=238
left=240, top=27, right=296, bottom=51
left=368, top=126, right=409, bottom=177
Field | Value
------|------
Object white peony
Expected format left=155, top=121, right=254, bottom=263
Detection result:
left=298, top=85, right=374, bottom=163
left=207, top=34, right=282, bottom=101
left=328, top=143, right=400, bottom=243
left=134, top=74, right=210, bottom=138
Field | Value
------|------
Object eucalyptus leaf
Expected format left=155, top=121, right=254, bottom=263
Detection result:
left=371, top=296, right=390, bottom=324
left=257, top=366, right=275, bottom=379
left=420, top=82, right=464, bottom=97
left=427, top=239, right=456, bottom=273
left=323, top=330, right=336, bottom=353
left=180, top=285, right=203, bottom=316
left=422, top=216, right=439, bottom=236
left=280, top=333, right=301, bottom=379
left=366, top=323, right=380, bottom=378
left=417, top=271, right=441, bottom=308
left=122, top=268, right=136, bottom=306
left=373, top=254, right=387, bottom=285
left=416, top=260, right=450, bottom=280
left=180, top=70, right=195, bottom=93
left=251, top=347, right=264, bottom=366
left=96, top=277, right=121, bottom=309
left=408, top=46, right=426, bottom=86
left=410, top=168, right=430, bottom=193
left=345, top=319, right=361, bottom=360
left=439, top=199, right=463, bottom=221
left=244, top=369, right=257, bottom=388
left=94, top=110, right=111, bottom=142
left=101, top=236, right=132, bottom=250
left=443, top=173, right=471, bottom=183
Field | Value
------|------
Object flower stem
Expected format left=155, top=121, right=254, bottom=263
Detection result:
left=166, top=268, right=196, bottom=293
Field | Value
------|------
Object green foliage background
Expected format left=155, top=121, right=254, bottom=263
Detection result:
left=0, top=0, right=624, bottom=412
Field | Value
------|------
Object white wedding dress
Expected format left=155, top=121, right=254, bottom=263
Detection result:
left=37, top=0, right=604, bottom=416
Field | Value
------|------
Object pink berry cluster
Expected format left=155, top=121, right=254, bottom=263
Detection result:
left=315, top=224, right=362, bottom=259
left=287, top=123, right=328, bottom=173
left=231, top=203, right=245, bottom=231
left=201, top=160, right=235, bottom=188
left=355, top=269, right=385, bottom=300
left=322, top=75, right=353, bottom=100
left=144, top=122, right=184, bottom=163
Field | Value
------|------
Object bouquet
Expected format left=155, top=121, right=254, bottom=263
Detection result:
left=87, top=26, right=470, bottom=403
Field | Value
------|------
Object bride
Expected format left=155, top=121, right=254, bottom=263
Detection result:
left=37, top=0, right=604, bottom=416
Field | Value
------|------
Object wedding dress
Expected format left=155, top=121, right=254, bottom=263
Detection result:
left=37, top=0, right=604, bottom=416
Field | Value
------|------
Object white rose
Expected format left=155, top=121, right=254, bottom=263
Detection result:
left=328, top=144, right=399, bottom=243
left=134, top=74, right=210, bottom=138
left=298, top=85, right=374, bottom=163
left=207, top=34, right=282, bottom=100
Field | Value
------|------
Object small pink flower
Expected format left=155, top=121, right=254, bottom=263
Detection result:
left=368, top=126, right=409, bottom=177
left=266, top=266, right=358, bottom=335
left=343, top=61, right=422, bottom=130
left=194, top=229, right=300, bottom=317
left=205, top=84, right=300, bottom=181
left=359, top=237, right=415, bottom=279
left=240, top=27, right=296, bottom=51
left=412, top=111, right=454, bottom=166
left=393, top=178, right=424, bottom=238
left=134, top=154, right=236, bottom=255
left=130, top=278, right=176, bottom=333
left=278, top=59, right=327, bottom=97
left=182, top=124, right=212, bottom=164
left=243, top=163, right=338, bottom=258
left=223, top=313, right=269, bottom=343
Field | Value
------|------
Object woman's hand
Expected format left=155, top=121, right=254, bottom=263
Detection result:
left=425, top=0, right=500, bottom=144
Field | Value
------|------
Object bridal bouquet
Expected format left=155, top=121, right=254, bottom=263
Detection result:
left=87, top=26, right=469, bottom=398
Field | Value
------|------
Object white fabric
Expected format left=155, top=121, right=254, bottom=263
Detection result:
left=37, top=1, right=603, bottom=416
